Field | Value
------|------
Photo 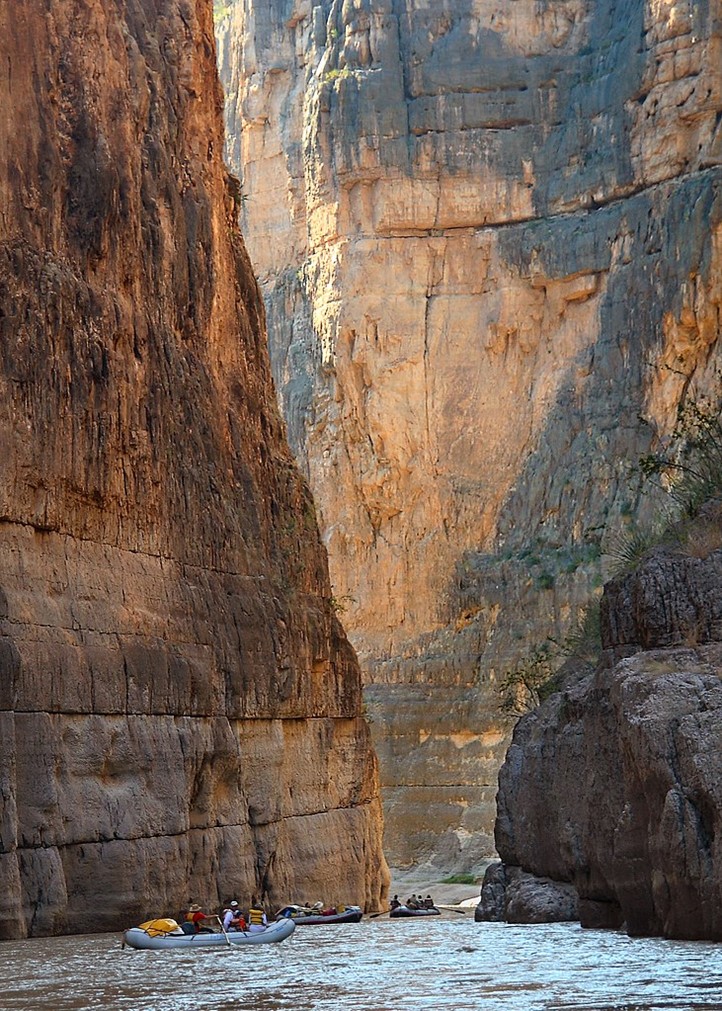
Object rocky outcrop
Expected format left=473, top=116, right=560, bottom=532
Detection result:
left=0, top=0, right=387, bottom=940
left=495, top=541, right=722, bottom=940
left=218, top=0, right=722, bottom=872
left=475, top=862, right=578, bottom=924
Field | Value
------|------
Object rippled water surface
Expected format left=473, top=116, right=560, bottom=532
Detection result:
left=3, top=919, right=722, bottom=1011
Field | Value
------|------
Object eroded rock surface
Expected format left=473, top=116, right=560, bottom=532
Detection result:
left=218, top=0, right=722, bottom=871
left=475, top=862, right=579, bottom=924
left=496, top=544, right=722, bottom=940
left=0, top=0, right=387, bottom=939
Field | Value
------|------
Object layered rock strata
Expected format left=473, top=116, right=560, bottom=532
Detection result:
left=218, top=0, right=722, bottom=870
left=0, top=0, right=387, bottom=940
left=496, top=538, right=722, bottom=940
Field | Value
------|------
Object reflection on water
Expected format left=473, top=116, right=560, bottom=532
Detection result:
left=2, top=919, right=722, bottom=1011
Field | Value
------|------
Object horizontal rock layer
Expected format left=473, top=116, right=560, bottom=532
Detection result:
left=219, top=0, right=722, bottom=870
left=0, top=0, right=387, bottom=938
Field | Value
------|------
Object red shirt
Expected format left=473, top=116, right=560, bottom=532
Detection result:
left=187, top=911, right=207, bottom=931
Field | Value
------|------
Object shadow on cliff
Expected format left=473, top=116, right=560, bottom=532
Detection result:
left=446, top=167, right=722, bottom=644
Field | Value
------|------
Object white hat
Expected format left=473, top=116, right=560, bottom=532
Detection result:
left=230, top=900, right=238, bottom=908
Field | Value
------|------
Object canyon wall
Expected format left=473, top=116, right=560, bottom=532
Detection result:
left=218, top=0, right=722, bottom=871
left=495, top=526, right=722, bottom=941
left=0, top=0, right=387, bottom=940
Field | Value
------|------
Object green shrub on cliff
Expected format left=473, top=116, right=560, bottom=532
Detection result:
left=213, top=1, right=232, bottom=23
left=498, top=643, right=557, bottom=716
left=606, top=392, right=722, bottom=577
left=324, top=67, right=354, bottom=83
left=498, top=603, right=601, bottom=716
left=603, top=522, right=671, bottom=578
left=639, top=394, right=722, bottom=520
left=553, top=604, right=602, bottom=668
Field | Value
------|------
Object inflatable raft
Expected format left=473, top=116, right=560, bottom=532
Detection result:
left=389, top=905, right=441, bottom=918
left=276, top=904, right=363, bottom=924
left=123, top=916, right=295, bottom=950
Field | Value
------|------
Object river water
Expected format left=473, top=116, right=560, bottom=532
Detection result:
left=3, top=919, right=722, bottom=1011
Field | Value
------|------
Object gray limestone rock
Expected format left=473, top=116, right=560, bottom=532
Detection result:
left=496, top=546, right=722, bottom=940
left=504, top=871, right=579, bottom=925
left=475, top=861, right=578, bottom=924
left=474, top=861, right=507, bottom=922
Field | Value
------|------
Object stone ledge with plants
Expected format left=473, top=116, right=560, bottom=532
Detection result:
left=487, top=391, right=722, bottom=941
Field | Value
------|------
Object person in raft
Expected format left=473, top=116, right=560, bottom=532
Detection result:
left=222, top=900, right=244, bottom=932
left=247, top=897, right=268, bottom=932
left=184, top=903, right=213, bottom=933
left=390, top=895, right=401, bottom=910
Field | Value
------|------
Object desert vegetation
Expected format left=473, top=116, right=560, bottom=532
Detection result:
left=498, top=604, right=601, bottom=716
left=605, top=391, right=722, bottom=577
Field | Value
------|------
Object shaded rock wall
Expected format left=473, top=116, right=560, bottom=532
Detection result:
left=0, top=0, right=387, bottom=939
left=475, top=862, right=579, bottom=924
left=218, top=0, right=722, bottom=871
left=496, top=542, right=722, bottom=940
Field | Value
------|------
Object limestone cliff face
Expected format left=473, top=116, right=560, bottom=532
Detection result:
left=218, top=0, right=722, bottom=871
left=495, top=532, right=722, bottom=940
left=0, top=0, right=387, bottom=940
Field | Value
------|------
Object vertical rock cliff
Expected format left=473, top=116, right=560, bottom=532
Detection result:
left=218, top=0, right=722, bottom=871
left=0, top=0, right=387, bottom=940
left=495, top=532, right=722, bottom=941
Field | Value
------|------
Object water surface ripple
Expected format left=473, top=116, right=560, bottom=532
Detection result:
left=3, top=920, right=722, bottom=1010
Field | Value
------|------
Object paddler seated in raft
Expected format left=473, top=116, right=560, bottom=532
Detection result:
left=423, top=895, right=434, bottom=909
left=222, top=900, right=247, bottom=932
left=406, top=894, right=420, bottom=909
left=183, top=902, right=214, bottom=933
left=390, top=894, right=401, bottom=910
left=247, top=896, right=268, bottom=932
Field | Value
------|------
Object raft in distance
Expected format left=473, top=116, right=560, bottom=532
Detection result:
left=276, top=904, right=363, bottom=924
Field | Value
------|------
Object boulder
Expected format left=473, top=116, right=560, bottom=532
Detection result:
left=475, top=862, right=578, bottom=924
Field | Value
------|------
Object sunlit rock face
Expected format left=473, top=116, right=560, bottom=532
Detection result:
left=496, top=537, right=722, bottom=941
left=0, top=0, right=387, bottom=940
left=218, top=0, right=722, bottom=872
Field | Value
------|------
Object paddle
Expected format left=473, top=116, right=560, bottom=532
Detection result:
left=216, top=915, right=232, bottom=946
left=436, top=904, right=469, bottom=915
